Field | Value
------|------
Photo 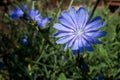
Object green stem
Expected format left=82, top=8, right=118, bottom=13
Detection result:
left=49, top=0, right=64, bottom=29
left=32, top=61, right=54, bottom=68
left=68, top=0, right=74, bottom=9
left=36, top=39, right=45, bottom=63
left=88, top=0, right=100, bottom=21
left=52, top=0, right=64, bottom=22
left=37, top=27, right=64, bottom=53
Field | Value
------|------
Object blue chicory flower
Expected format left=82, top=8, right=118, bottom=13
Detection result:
left=53, top=6, right=106, bottom=54
left=38, top=17, right=52, bottom=28
left=98, top=76, right=103, bottom=80
left=92, top=78, right=97, bottom=80
left=10, top=5, right=27, bottom=19
left=28, top=9, right=52, bottom=28
left=0, top=62, right=4, bottom=70
left=93, top=76, right=103, bottom=80
left=22, top=36, right=28, bottom=45
left=28, top=9, right=41, bottom=21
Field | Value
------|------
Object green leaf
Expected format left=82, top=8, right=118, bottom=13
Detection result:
left=58, top=73, right=66, bottom=80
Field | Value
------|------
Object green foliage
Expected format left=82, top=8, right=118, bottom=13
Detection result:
left=58, top=73, right=66, bottom=80
left=0, top=0, right=120, bottom=80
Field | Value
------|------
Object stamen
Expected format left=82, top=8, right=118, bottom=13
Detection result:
left=76, top=29, right=83, bottom=36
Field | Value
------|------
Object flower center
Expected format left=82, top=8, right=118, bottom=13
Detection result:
left=76, top=29, right=84, bottom=36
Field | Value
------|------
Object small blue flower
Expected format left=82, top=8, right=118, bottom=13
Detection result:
left=28, top=9, right=52, bottom=28
left=93, top=76, right=103, bottom=80
left=22, top=36, right=28, bottom=45
left=98, top=76, right=103, bottom=80
left=0, top=62, right=4, bottom=70
left=81, top=62, right=89, bottom=73
left=53, top=6, right=106, bottom=54
left=10, top=5, right=27, bottom=19
left=28, top=9, right=41, bottom=21
left=10, top=8, right=24, bottom=19
left=38, top=17, right=52, bottom=28
left=92, top=78, right=97, bottom=80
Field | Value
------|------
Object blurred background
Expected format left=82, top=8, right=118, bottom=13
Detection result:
left=0, top=0, right=120, bottom=80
